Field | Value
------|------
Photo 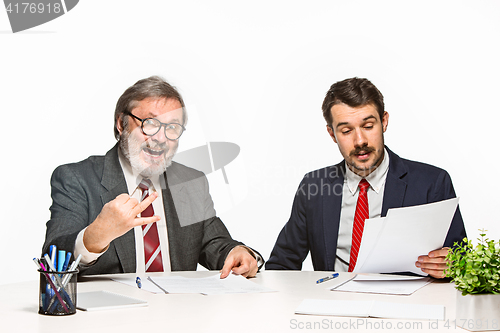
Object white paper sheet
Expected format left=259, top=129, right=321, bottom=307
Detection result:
left=330, top=274, right=431, bottom=295
left=113, top=273, right=276, bottom=295
left=77, top=290, right=148, bottom=311
left=295, top=299, right=444, bottom=321
left=354, top=197, right=459, bottom=275
left=351, top=274, right=429, bottom=281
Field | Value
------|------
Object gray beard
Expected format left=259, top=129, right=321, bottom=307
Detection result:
left=118, top=130, right=176, bottom=178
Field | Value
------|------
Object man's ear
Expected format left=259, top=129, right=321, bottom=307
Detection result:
left=326, top=125, right=337, bottom=143
left=117, top=116, right=124, bottom=135
left=382, top=111, right=389, bottom=133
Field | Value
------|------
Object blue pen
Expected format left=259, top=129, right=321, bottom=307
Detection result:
left=61, top=252, right=72, bottom=272
left=316, top=273, right=339, bottom=284
left=50, top=245, right=57, bottom=270
left=136, top=277, right=142, bottom=289
left=57, top=250, right=66, bottom=272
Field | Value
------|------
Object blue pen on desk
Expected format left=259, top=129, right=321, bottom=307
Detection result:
left=316, top=273, right=339, bottom=284
left=136, top=277, right=142, bottom=289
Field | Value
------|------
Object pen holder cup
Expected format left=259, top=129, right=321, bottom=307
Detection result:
left=38, top=269, right=78, bottom=315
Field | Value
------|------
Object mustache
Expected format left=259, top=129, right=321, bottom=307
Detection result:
left=350, top=145, right=375, bottom=156
left=141, top=141, right=168, bottom=151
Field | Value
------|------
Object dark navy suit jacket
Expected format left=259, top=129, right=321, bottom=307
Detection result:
left=266, top=147, right=466, bottom=271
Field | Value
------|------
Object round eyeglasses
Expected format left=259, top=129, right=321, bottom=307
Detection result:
left=125, top=111, right=186, bottom=141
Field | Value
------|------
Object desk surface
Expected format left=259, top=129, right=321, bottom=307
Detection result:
left=0, top=271, right=465, bottom=333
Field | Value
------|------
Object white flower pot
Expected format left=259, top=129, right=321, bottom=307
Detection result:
left=455, top=290, right=500, bottom=331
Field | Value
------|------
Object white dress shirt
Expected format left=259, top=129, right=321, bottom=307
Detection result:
left=334, top=148, right=390, bottom=271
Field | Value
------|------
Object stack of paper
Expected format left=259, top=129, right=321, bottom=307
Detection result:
left=329, top=274, right=431, bottom=295
left=113, top=273, right=276, bottom=295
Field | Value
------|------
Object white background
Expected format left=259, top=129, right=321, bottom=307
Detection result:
left=1, top=1, right=499, bottom=286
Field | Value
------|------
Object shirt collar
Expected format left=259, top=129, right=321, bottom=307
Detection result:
left=345, top=148, right=390, bottom=195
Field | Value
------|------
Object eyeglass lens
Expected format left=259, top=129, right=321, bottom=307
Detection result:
left=142, top=118, right=183, bottom=139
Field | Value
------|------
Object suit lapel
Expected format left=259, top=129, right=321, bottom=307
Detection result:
left=322, top=163, right=345, bottom=271
left=381, top=147, right=408, bottom=217
left=100, top=144, right=136, bottom=273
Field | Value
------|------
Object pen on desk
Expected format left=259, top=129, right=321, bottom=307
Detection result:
left=136, top=277, right=142, bottom=289
left=316, top=273, right=339, bottom=284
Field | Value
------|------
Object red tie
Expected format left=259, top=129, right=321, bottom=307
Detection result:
left=138, top=179, right=163, bottom=272
left=348, top=179, right=370, bottom=272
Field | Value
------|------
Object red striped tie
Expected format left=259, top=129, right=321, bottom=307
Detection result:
left=348, top=179, right=370, bottom=272
left=138, top=179, right=163, bottom=272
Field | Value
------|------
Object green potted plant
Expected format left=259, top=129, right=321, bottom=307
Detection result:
left=446, top=230, right=500, bottom=331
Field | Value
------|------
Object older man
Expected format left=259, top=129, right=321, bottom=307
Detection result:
left=43, top=76, right=261, bottom=278
left=266, top=77, right=466, bottom=278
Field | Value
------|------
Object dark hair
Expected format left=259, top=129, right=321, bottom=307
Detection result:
left=321, top=77, right=384, bottom=126
left=114, top=76, right=186, bottom=140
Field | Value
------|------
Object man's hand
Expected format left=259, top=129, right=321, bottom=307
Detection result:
left=415, top=247, right=450, bottom=279
left=83, top=192, right=160, bottom=253
left=220, top=246, right=258, bottom=279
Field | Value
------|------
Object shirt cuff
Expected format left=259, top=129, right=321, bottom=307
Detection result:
left=75, top=228, right=108, bottom=265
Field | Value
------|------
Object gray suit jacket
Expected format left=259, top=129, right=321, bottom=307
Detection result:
left=43, top=144, right=244, bottom=275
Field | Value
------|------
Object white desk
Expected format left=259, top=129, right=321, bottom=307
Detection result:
left=0, top=271, right=464, bottom=333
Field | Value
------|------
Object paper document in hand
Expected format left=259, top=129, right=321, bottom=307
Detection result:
left=330, top=274, right=431, bottom=295
left=354, top=197, right=459, bottom=276
left=114, top=274, right=276, bottom=295
left=295, top=299, right=444, bottom=320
